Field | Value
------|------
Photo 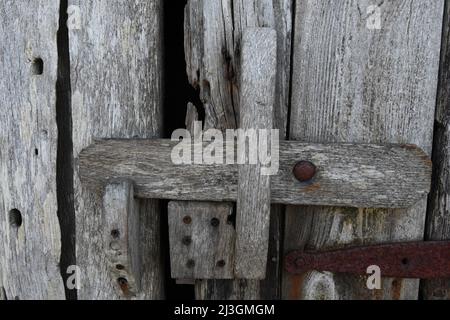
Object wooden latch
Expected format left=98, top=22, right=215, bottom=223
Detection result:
left=78, top=28, right=432, bottom=285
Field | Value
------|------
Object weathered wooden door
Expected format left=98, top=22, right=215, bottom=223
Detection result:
left=1, top=0, right=449, bottom=300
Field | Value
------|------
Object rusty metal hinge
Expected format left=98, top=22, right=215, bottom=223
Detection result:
left=285, top=241, right=450, bottom=279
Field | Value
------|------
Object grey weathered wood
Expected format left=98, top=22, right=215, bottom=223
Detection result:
left=0, top=1, right=65, bottom=299
left=283, top=0, right=444, bottom=300
left=185, top=0, right=292, bottom=299
left=422, top=0, right=450, bottom=300
left=168, top=202, right=235, bottom=279
left=235, top=28, right=276, bottom=279
left=68, top=0, right=164, bottom=299
left=103, top=180, right=140, bottom=298
left=80, top=139, right=431, bottom=209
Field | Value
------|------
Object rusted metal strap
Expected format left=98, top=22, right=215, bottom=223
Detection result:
left=285, top=241, right=450, bottom=279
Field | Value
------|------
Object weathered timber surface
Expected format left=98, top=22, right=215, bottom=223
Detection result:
left=283, top=0, right=444, bottom=300
left=423, top=0, right=450, bottom=300
left=235, top=28, right=276, bottom=279
left=68, top=0, right=164, bottom=299
left=185, top=0, right=292, bottom=299
left=0, top=1, right=65, bottom=299
left=79, top=139, right=431, bottom=208
left=168, top=202, right=235, bottom=280
left=103, top=180, right=141, bottom=298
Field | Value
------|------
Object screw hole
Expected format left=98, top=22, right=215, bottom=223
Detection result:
left=9, top=209, right=23, bottom=228
left=111, top=229, right=120, bottom=239
left=182, top=236, right=192, bottom=246
left=186, top=259, right=195, bottom=269
left=211, top=218, right=220, bottom=227
left=216, top=260, right=226, bottom=268
left=116, top=264, right=125, bottom=270
left=401, top=258, right=409, bottom=265
left=31, top=58, right=44, bottom=75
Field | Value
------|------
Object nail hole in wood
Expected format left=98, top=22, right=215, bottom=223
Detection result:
left=401, top=258, right=409, bottom=265
left=216, top=260, right=226, bottom=268
left=182, top=236, right=192, bottom=246
left=117, top=277, right=128, bottom=292
left=34, top=148, right=39, bottom=156
left=210, top=218, right=220, bottom=227
left=116, top=264, right=125, bottom=270
left=111, top=229, right=120, bottom=239
left=9, top=209, right=23, bottom=228
left=186, top=259, right=195, bottom=269
left=31, top=58, right=44, bottom=75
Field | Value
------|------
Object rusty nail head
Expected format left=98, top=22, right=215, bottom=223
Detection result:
left=293, top=161, right=317, bottom=182
left=183, top=216, right=192, bottom=224
left=182, top=236, right=192, bottom=246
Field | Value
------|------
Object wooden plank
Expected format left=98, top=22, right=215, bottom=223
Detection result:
left=185, top=0, right=292, bottom=299
left=283, top=0, right=444, bottom=300
left=79, top=139, right=431, bottom=208
left=68, top=0, right=164, bottom=299
left=0, top=1, right=65, bottom=299
left=103, top=180, right=141, bottom=298
left=235, top=28, right=276, bottom=279
left=168, top=202, right=235, bottom=279
left=422, top=0, right=450, bottom=300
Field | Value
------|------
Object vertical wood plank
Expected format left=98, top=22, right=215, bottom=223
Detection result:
left=235, top=28, right=276, bottom=280
left=103, top=180, right=141, bottom=298
left=0, top=1, right=65, bottom=299
left=69, top=0, right=164, bottom=299
left=185, top=0, right=292, bottom=300
left=422, top=0, right=450, bottom=300
left=283, top=0, right=444, bottom=300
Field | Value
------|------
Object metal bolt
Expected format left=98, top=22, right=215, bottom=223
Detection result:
left=182, top=236, right=192, bottom=246
left=186, top=259, right=195, bottom=269
left=211, top=218, right=220, bottom=227
left=183, top=216, right=192, bottom=224
left=293, top=161, right=317, bottom=182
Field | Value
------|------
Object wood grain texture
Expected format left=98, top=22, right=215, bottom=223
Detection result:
left=168, top=202, right=235, bottom=280
left=68, top=0, right=164, bottom=299
left=235, top=28, right=276, bottom=279
left=185, top=0, right=292, bottom=299
left=283, top=0, right=444, bottom=300
left=0, top=1, right=65, bottom=299
left=422, top=0, right=450, bottom=300
left=79, top=139, right=431, bottom=208
left=103, top=180, right=140, bottom=298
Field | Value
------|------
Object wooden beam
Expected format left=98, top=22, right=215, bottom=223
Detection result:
left=0, top=1, right=65, bottom=299
left=235, top=28, right=277, bottom=279
left=79, top=139, right=431, bottom=209
left=69, top=0, right=164, bottom=299
left=185, top=0, right=293, bottom=300
left=103, top=180, right=141, bottom=298
left=283, top=0, right=444, bottom=300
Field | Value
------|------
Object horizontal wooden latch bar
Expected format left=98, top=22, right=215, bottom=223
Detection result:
left=79, top=139, right=432, bottom=209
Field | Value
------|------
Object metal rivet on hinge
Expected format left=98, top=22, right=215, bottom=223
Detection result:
left=293, top=161, right=317, bottom=182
